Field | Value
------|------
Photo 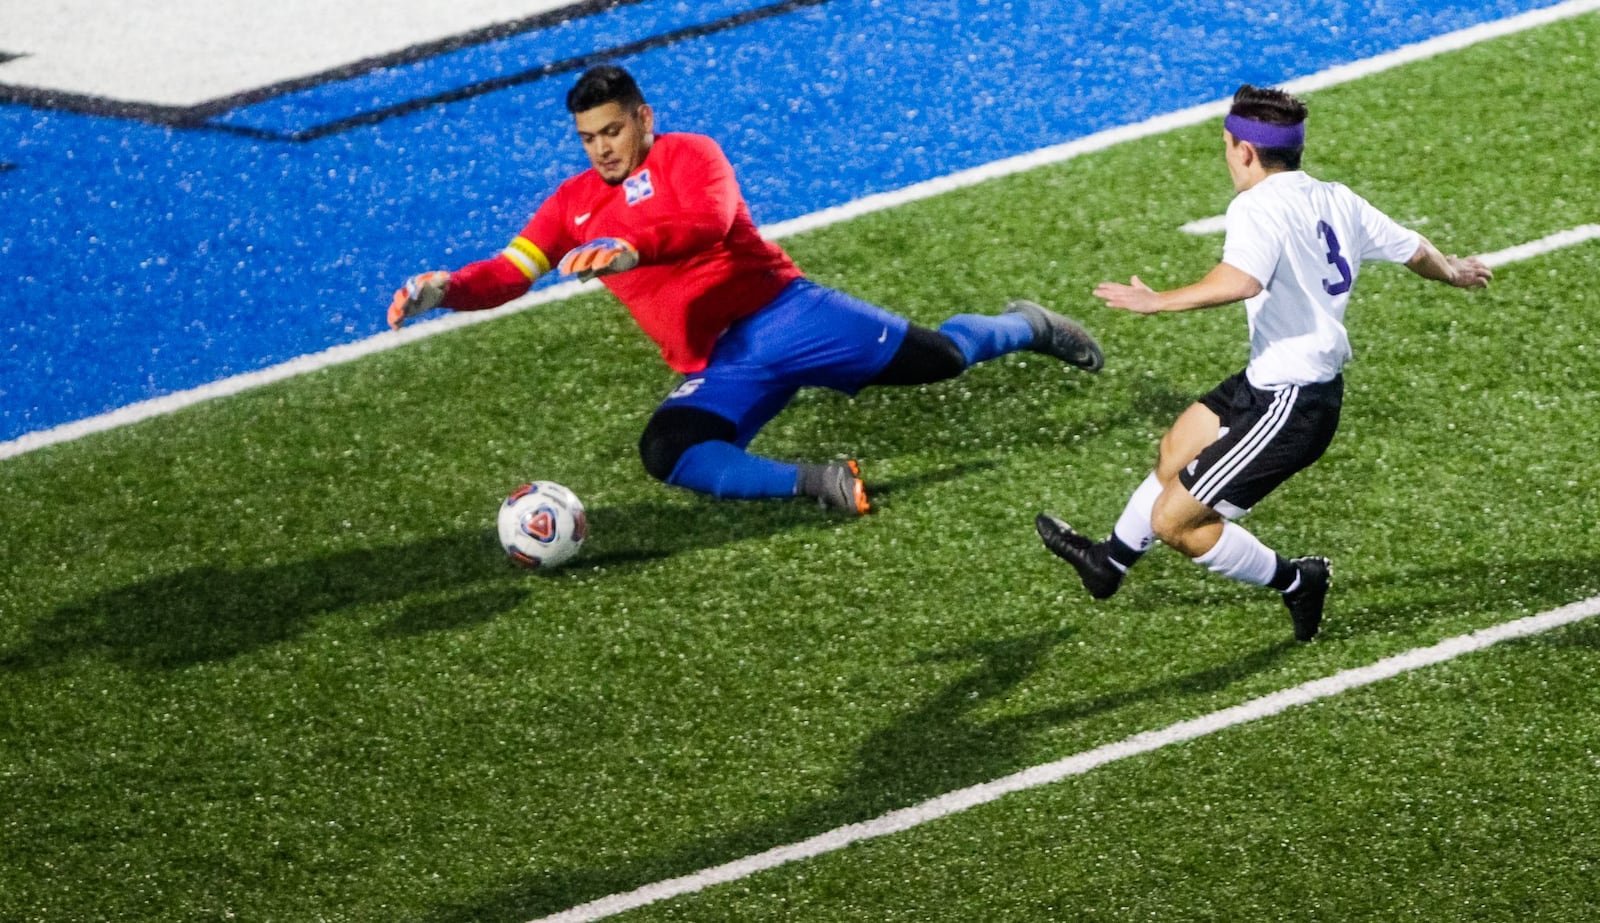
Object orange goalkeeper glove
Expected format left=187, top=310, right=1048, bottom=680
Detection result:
left=557, top=238, right=639, bottom=282
left=388, top=271, right=450, bottom=330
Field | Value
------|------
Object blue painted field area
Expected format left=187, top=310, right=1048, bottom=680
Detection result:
left=0, top=0, right=1565, bottom=443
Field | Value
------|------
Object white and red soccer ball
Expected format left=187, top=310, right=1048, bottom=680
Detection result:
left=497, top=481, right=587, bottom=569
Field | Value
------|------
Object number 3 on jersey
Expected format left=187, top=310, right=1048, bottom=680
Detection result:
left=1317, top=220, right=1353, bottom=295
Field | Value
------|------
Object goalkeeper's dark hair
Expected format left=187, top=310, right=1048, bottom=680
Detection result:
left=1229, top=84, right=1308, bottom=170
left=567, top=65, right=648, bottom=114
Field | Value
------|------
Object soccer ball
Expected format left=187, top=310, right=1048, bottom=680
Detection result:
left=497, top=481, right=587, bottom=569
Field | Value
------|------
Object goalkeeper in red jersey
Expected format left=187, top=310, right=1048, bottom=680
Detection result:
left=389, top=65, right=1103, bottom=515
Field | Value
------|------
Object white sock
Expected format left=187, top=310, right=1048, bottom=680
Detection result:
left=1193, top=522, right=1279, bottom=587
left=1111, top=472, right=1162, bottom=554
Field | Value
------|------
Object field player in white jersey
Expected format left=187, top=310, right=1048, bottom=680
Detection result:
left=1036, top=84, right=1493, bottom=641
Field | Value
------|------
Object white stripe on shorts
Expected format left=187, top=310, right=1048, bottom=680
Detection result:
left=1189, top=384, right=1298, bottom=506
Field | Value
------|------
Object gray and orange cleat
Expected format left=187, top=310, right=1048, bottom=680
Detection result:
left=800, top=460, right=871, bottom=516
left=1005, top=299, right=1104, bottom=372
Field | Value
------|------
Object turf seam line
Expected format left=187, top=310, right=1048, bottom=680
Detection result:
left=4, top=0, right=1597, bottom=462
left=530, top=593, right=1600, bottom=922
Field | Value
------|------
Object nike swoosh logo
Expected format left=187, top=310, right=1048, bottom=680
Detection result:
left=878, top=327, right=889, bottom=343
left=575, top=212, right=592, bottom=226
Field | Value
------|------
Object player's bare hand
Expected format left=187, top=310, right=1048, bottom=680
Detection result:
left=1450, top=256, right=1493, bottom=289
left=388, top=271, right=450, bottom=329
left=1094, top=275, right=1163, bottom=314
left=558, top=238, right=640, bottom=282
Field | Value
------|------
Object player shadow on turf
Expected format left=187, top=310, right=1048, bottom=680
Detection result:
left=0, top=531, right=535, bottom=670
left=573, top=460, right=998, bottom=569
left=418, top=627, right=1297, bottom=923
left=798, top=369, right=1196, bottom=460
left=1300, top=557, right=1600, bottom=642
left=1541, top=618, right=1600, bottom=649
left=857, top=457, right=1001, bottom=504
left=571, top=499, right=821, bottom=569
left=0, top=464, right=1001, bottom=670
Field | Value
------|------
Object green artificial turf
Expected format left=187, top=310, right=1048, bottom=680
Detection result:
left=2, top=15, right=1597, bottom=922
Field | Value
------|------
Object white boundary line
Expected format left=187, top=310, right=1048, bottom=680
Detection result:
left=4, top=0, right=1597, bottom=462
left=1478, top=224, right=1600, bottom=267
left=534, top=594, right=1600, bottom=923
left=1179, top=214, right=1229, bottom=236
left=0, top=279, right=582, bottom=461
left=1183, top=221, right=1600, bottom=258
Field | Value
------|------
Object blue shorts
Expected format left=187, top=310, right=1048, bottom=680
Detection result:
left=658, top=278, right=909, bottom=446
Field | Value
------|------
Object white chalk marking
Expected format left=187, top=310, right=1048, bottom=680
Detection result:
left=1477, top=224, right=1600, bottom=267
left=0, top=280, right=586, bottom=460
left=1180, top=214, right=1228, bottom=235
left=532, top=594, right=1600, bottom=922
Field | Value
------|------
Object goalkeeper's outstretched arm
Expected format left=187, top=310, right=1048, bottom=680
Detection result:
left=387, top=237, right=552, bottom=330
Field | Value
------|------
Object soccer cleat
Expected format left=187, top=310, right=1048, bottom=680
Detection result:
left=803, top=460, right=871, bottom=516
left=1005, top=300, right=1105, bottom=372
left=1034, top=513, right=1123, bottom=599
left=1282, top=556, right=1331, bottom=642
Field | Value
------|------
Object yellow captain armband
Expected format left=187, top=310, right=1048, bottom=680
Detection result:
left=501, top=237, right=552, bottom=280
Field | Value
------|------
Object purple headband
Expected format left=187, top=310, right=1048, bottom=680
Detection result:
left=1224, top=113, right=1305, bottom=149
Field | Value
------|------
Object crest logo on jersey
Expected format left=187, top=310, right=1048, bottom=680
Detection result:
left=624, top=169, right=655, bottom=205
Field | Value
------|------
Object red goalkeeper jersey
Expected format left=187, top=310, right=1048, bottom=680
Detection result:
left=442, top=132, right=803, bottom=373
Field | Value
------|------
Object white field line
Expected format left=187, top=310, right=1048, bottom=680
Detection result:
left=760, top=0, right=1600, bottom=239
left=0, top=279, right=583, bottom=460
left=1181, top=221, right=1600, bottom=265
left=533, top=594, right=1600, bottom=923
left=5, top=0, right=1598, bottom=463
left=1477, top=224, right=1600, bottom=267
left=1180, top=214, right=1229, bottom=235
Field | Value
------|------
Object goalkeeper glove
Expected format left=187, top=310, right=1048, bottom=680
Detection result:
left=388, top=271, right=450, bottom=330
left=557, top=238, right=639, bottom=282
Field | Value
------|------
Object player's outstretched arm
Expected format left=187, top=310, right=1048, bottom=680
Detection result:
left=388, top=271, right=450, bottom=329
left=1094, top=263, right=1262, bottom=314
left=1405, top=237, right=1493, bottom=289
left=1092, top=275, right=1162, bottom=313
left=557, top=238, right=640, bottom=282
left=387, top=250, right=545, bottom=329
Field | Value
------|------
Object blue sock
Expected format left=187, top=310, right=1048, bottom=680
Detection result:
left=937, top=313, right=1034, bottom=366
left=667, top=441, right=801, bottom=499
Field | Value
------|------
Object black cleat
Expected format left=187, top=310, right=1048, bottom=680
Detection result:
left=1005, top=300, right=1104, bottom=372
left=1283, top=556, right=1331, bottom=641
left=1035, top=512, right=1123, bottom=599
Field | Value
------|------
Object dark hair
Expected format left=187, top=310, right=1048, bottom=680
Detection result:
left=1229, top=84, right=1308, bottom=170
left=566, top=65, right=647, bottom=114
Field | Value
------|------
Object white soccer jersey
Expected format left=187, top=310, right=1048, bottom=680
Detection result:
left=1221, top=171, right=1421, bottom=388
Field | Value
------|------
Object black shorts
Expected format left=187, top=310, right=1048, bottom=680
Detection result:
left=1178, top=370, right=1344, bottom=516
